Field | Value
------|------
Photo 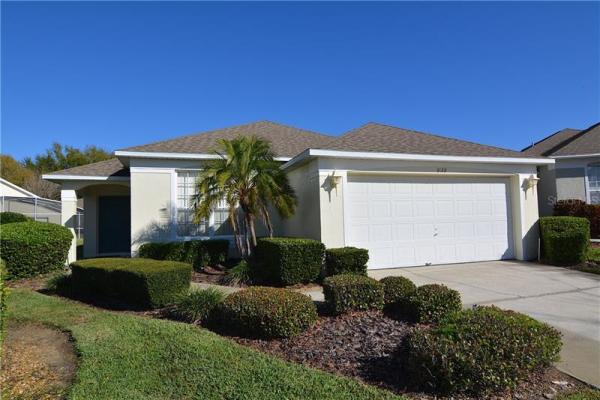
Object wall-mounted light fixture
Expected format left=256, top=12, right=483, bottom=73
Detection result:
left=330, top=173, right=342, bottom=190
left=525, top=174, right=540, bottom=191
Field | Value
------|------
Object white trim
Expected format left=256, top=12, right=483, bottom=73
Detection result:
left=551, top=153, right=600, bottom=159
left=283, top=149, right=554, bottom=170
left=43, top=174, right=130, bottom=182
left=322, top=169, right=516, bottom=178
left=116, top=150, right=291, bottom=162
left=585, top=162, right=600, bottom=204
left=0, top=177, right=39, bottom=198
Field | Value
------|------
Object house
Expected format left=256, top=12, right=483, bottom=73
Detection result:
left=522, top=122, right=600, bottom=216
left=1, top=177, right=84, bottom=237
left=44, top=121, right=552, bottom=269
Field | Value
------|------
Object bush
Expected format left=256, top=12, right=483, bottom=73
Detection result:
left=0, top=212, right=30, bottom=225
left=380, top=276, right=417, bottom=317
left=220, top=259, right=253, bottom=286
left=218, top=287, right=317, bottom=339
left=254, top=237, right=325, bottom=285
left=71, top=258, right=192, bottom=308
left=554, top=199, right=600, bottom=239
left=322, top=274, right=384, bottom=315
left=408, top=284, right=462, bottom=324
left=540, top=217, right=590, bottom=265
left=0, top=259, right=7, bottom=347
left=172, top=288, right=226, bottom=325
left=324, top=247, right=369, bottom=276
left=138, top=239, right=229, bottom=271
left=0, top=221, right=73, bottom=280
left=46, top=273, right=72, bottom=296
left=406, top=306, right=562, bottom=395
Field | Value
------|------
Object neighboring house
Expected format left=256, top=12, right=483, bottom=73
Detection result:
left=0, top=177, right=84, bottom=237
left=522, top=122, right=600, bottom=216
left=44, top=121, right=552, bottom=269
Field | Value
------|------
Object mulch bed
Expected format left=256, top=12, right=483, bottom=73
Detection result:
left=232, top=311, right=589, bottom=400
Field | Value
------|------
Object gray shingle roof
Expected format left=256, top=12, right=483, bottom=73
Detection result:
left=119, top=120, right=333, bottom=158
left=521, top=122, right=600, bottom=157
left=46, top=158, right=129, bottom=177
left=320, top=123, right=537, bottom=158
left=521, top=128, right=582, bottom=156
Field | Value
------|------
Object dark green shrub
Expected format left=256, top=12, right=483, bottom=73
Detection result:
left=380, top=276, right=417, bottom=318
left=554, top=199, right=600, bottom=239
left=406, top=306, right=562, bottom=395
left=220, top=259, right=253, bottom=286
left=218, top=287, right=317, bottom=339
left=71, top=258, right=192, bottom=308
left=324, top=247, right=369, bottom=276
left=254, top=237, right=325, bottom=285
left=138, top=239, right=229, bottom=270
left=172, top=288, right=226, bottom=325
left=540, top=217, right=590, bottom=265
left=0, top=212, right=31, bottom=225
left=322, top=274, right=384, bottom=315
left=0, top=221, right=73, bottom=280
left=0, top=259, right=7, bottom=347
left=408, top=284, right=462, bottom=324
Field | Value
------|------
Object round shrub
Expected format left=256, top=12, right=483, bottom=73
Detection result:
left=218, top=287, right=317, bottom=339
left=409, top=284, right=462, bottom=324
left=380, top=276, right=417, bottom=318
left=0, top=221, right=73, bottom=280
left=325, top=247, right=369, bottom=276
left=406, top=306, right=562, bottom=395
left=173, top=288, right=226, bottom=325
left=0, top=212, right=31, bottom=225
left=323, top=274, right=384, bottom=315
left=540, top=216, right=590, bottom=265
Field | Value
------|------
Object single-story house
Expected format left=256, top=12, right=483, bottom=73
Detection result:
left=522, top=122, right=600, bottom=216
left=44, top=121, right=552, bottom=269
left=1, top=177, right=84, bottom=237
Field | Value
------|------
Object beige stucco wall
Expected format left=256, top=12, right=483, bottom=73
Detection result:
left=286, top=156, right=543, bottom=261
left=130, top=169, right=173, bottom=255
left=280, top=160, right=321, bottom=240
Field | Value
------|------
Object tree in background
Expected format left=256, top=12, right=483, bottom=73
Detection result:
left=1, top=143, right=112, bottom=199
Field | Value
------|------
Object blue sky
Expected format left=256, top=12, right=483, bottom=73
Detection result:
left=2, top=1, right=599, bottom=160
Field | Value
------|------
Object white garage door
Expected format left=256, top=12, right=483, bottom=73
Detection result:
left=345, top=175, right=514, bottom=269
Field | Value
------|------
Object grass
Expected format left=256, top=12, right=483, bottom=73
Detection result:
left=555, top=388, right=600, bottom=400
left=588, top=247, right=600, bottom=264
left=7, top=289, right=401, bottom=400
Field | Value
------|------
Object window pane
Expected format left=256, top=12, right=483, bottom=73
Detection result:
left=589, top=166, right=600, bottom=190
left=176, top=171, right=204, bottom=236
left=591, top=191, right=600, bottom=205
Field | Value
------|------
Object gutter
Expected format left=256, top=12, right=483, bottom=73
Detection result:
left=283, top=149, right=555, bottom=170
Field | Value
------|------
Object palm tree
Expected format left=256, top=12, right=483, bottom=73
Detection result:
left=193, top=136, right=297, bottom=257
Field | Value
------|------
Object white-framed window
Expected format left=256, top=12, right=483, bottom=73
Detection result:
left=587, top=162, right=600, bottom=205
left=176, top=170, right=233, bottom=237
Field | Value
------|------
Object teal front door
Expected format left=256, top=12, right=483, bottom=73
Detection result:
left=98, top=196, right=131, bottom=254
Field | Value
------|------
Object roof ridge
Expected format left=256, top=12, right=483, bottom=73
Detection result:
left=118, top=120, right=332, bottom=152
left=342, top=122, right=525, bottom=155
left=521, top=127, right=581, bottom=154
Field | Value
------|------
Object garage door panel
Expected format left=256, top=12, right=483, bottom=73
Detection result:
left=345, top=175, right=514, bottom=268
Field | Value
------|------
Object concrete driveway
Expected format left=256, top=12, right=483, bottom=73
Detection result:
left=368, top=261, right=600, bottom=387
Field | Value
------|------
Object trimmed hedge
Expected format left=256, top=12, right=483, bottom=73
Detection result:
left=554, top=199, right=600, bottom=239
left=0, top=221, right=73, bottom=280
left=409, top=284, right=462, bottom=324
left=325, top=247, right=369, bottom=276
left=323, top=274, right=384, bottom=315
left=254, top=237, right=325, bottom=285
left=71, top=258, right=192, bottom=308
left=0, top=212, right=30, bottom=225
left=540, top=217, right=590, bottom=265
left=218, top=287, right=317, bottom=339
left=406, top=306, right=562, bottom=395
left=138, top=239, right=229, bottom=271
left=380, top=276, right=417, bottom=318
left=0, top=259, right=7, bottom=348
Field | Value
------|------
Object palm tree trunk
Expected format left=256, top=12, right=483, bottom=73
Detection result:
left=261, top=204, right=274, bottom=237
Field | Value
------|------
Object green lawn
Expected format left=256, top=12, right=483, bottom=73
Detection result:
left=588, top=247, right=600, bottom=264
left=7, top=289, right=402, bottom=400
